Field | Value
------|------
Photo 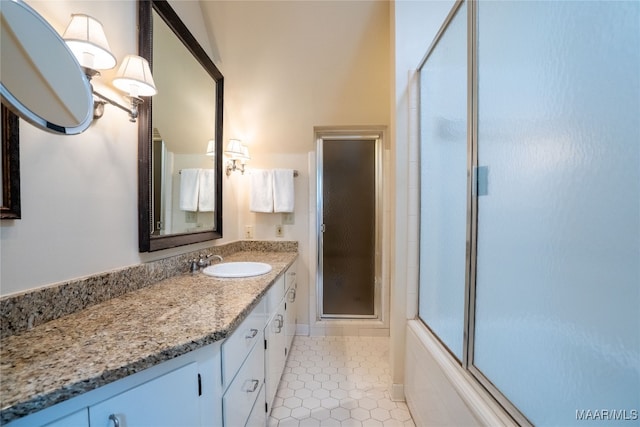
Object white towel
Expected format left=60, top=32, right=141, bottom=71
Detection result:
left=273, top=169, right=295, bottom=213
left=198, top=169, right=216, bottom=212
left=250, top=169, right=274, bottom=212
left=179, top=168, right=199, bottom=211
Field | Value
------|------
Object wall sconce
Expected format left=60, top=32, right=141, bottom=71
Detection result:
left=62, top=14, right=157, bottom=123
left=225, top=139, right=250, bottom=176
left=206, top=140, right=215, bottom=156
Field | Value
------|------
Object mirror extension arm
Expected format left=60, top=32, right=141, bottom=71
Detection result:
left=92, top=89, right=142, bottom=122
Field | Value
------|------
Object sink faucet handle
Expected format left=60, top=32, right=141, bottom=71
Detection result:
left=197, top=253, right=213, bottom=268
left=189, top=259, right=199, bottom=273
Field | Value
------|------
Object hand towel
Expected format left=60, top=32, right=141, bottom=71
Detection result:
left=179, top=168, right=199, bottom=211
left=273, top=169, right=295, bottom=213
left=250, top=169, right=274, bottom=212
left=198, top=169, right=216, bottom=212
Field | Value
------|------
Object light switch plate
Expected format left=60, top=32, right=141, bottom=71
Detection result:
left=275, top=224, right=284, bottom=238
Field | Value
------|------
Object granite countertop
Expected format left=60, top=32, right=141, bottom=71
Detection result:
left=0, top=250, right=297, bottom=424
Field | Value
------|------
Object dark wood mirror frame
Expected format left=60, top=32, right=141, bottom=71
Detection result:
left=138, top=0, right=224, bottom=252
left=1, top=105, right=21, bottom=220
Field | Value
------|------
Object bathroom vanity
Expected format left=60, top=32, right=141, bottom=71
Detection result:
left=0, top=249, right=298, bottom=427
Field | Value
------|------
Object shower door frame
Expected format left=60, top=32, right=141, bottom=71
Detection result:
left=316, top=130, right=383, bottom=320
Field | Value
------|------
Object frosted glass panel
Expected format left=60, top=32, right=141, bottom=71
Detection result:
left=418, top=2, right=467, bottom=361
left=473, top=1, right=640, bottom=425
left=322, top=139, right=376, bottom=316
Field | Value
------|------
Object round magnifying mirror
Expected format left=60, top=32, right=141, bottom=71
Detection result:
left=0, top=0, right=93, bottom=135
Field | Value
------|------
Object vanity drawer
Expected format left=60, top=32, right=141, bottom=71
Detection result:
left=245, top=383, right=266, bottom=427
left=222, top=340, right=265, bottom=427
left=221, top=298, right=265, bottom=388
left=285, top=260, right=297, bottom=291
left=266, top=275, right=286, bottom=315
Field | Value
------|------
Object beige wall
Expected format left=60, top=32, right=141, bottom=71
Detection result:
left=0, top=0, right=391, bottom=345
left=391, top=0, right=458, bottom=401
left=202, top=1, right=391, bottom=330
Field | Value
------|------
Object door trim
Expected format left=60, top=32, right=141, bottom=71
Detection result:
left=315, top=128, right=384, bottom=321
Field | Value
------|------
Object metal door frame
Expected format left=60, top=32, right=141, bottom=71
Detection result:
left=316, top=131, right=383, bottom=320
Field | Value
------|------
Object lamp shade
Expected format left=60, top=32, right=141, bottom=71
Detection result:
left=225, top=139, right=244, bottom=159
left=206, top=140, right=215, bottom=156
left=112, top=55, right=157, bottom=97
left=63, top=14, right=116, bottom=70
left=239, top=145, right=251, bottom=164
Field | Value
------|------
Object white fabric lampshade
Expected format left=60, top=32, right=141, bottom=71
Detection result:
left=63, top=14, right=116, bottom=70
left=112, top=55, right=157, bottom=98
left=206, top=140, right=216, bottom=156
left=225, top=139, right=245, bottom=159
left=239, top=145, right=251, bottom=164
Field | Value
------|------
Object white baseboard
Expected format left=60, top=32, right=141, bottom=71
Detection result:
left=390, top=383, right=405, bottom=402
left=296, top=324, right=310, bottom=336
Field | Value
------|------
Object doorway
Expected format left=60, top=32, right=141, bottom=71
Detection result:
left=316, top=132, right=382, bottom=319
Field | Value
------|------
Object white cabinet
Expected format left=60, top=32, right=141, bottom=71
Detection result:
left=264, top=261, right=298, bottom=414
left=89, top=363, right=200, bottom=427
left=221, top=299, right=266, bottom=427
left=42, top=410, right=88, bottom=427
left=245, top=383, right=266, bottom=427
left=264, top=298, right=287, bottom=411
left=7, top=344, right=221, bottom=427
left=7, top=259, right=298, bottom=427
left=284, top=260, right=298, bottom=354
left=221, top=299, right=266, bottom=388
left=222, top=338, right=265, bottom=427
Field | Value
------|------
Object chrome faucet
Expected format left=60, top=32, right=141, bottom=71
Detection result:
left=197, top=253, right=223, bottom=269
left=189, top=254, right=223, bottom=273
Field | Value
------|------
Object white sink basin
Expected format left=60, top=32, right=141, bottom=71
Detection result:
left=202, top=262, right=272, bottom=278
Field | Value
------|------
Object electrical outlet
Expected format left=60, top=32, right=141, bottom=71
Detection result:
left=275, top=224, right=284, bottom=238
left=185, top=211, right=197, bottom=223
left=282, top=212, right=295, bottom=225
left=245, top=225, right=254, bottom=239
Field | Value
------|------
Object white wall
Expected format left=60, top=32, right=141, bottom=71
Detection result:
left=389, top=0, right=457, bottom=399
left=0, top=0, right=392, bottom=343
left=0, top=0, right=238, bottom=296
left=202, top=0, right=391, bottom=331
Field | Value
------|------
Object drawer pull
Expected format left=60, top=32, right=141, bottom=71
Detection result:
left=243, top=379, right=260, bottom=393
left=109, top=414, right=120, bottom=427
left=245, top=328, right=258, bottom=339
left=275, top=314, right=284, bottom=333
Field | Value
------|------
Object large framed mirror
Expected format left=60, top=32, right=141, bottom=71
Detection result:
left=1, top=105, right=21, bottom=220
left=138, top=0, right=224, bottom=252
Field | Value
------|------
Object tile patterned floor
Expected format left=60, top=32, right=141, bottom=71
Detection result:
left=268, top=336, right=415, bottom=427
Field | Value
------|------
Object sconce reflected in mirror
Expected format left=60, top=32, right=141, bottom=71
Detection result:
left=225, top=139, right=250, bottom=176
left=62, top=13, right=157, bottom=123
left=206, top=140, right=216, bottom=156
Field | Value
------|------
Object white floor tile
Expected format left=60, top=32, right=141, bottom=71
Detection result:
left=269, top=336, right=415, bottom=426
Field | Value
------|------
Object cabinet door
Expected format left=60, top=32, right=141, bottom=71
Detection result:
left=89, top=363, right=200, bottom=427
left=284, top=287, right=297, bottom=352
left=43, top=409, right=88, bottom=427
left=221, top=298, right=265, bottom=389
left=284, top=261, right=298, bottom=353
left=264, top=300, right=287, bottom=412
left=222, top=331, right=265, bottom=427
left=245, top=384, right=266, bottom=427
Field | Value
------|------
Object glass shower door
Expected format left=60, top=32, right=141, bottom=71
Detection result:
left=318, top=138, right=379, bottom=318
left=471, top=1, right=640, bottom=424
